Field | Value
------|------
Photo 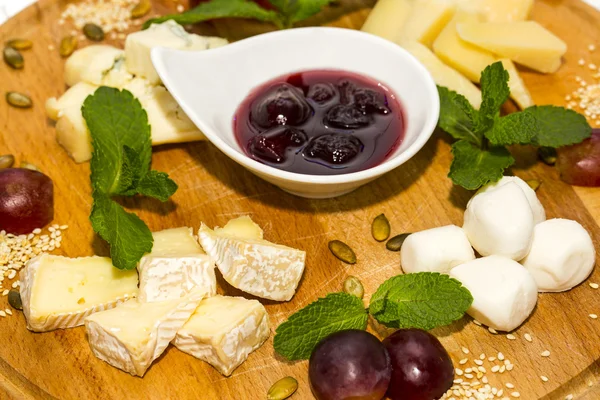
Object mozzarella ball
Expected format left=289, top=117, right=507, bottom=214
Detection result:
left=477, top=176, right=546, bottom=225
left=401, top=225, right=475, bottom=274
left=521, top=219, right=596, bottom=292
left=450, top=255, right=538, bottom=332
left=464, top=182, right=534, bottom=260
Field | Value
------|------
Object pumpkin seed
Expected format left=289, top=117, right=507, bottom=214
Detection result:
left=59, top=35, right=78, bottom=57
left=20, top=161, right=40, bottom=171
left=131, top=0, right=151, bottom=19
left=0, top=154, right=15, bottom=169
left=3, top=47, right=24, bottom=69
left=8, top=290, right=22, bottom=310
left=6, top=91, right=32, bottom=108
left=386, top=233, right=411, bottom=252
left=267, top=376, right=298, bottom=400
left=526, top=179, right=541, bottom=192
left=6, top=38, right=33, bottom=50
left=343, top=276, right=364, bottom=299
left=328, top=240, right=356, bottom=264
left=538, top=147, right=557, bottom=166
left=83, top=23, right=105, bottom=41
left=371, top=213, right=391, bottom=242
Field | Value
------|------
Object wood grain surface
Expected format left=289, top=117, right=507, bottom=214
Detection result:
left=1, top=0, right=600, bottom=399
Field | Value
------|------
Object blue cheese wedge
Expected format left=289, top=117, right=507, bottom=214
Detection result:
left=198, top=216, right=305, bottom=302
left=85, top=290, right=205, bottom=376
left=64, top=45, right=125, bottom=87
left=138, top=227, right=216, bottom=302
left=173, top=295, right=269, bottom=376
left=19, top=254, right=138, bottom=332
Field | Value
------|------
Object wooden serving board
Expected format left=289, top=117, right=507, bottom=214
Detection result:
left=1, top=0, right=600, bottom=399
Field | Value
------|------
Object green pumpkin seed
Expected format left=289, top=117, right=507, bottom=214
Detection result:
left=538, top=147, right=557, bottom=166
left=386, top=233, right=411, bottom=252
left=3, top=47, right=24, bottom=69
left=0, top=154, right=15, bottom=169
left=343, top=276, right=364, bottom=299
left=20, top=161, right=40, bottom=172
left=6, top=91, right=32, bottom=108
left=526, top=179, right=541, bottom=192
left=131, top=0, right=152, bottom=19
left=83, top=23, right=105, bottom=41
left=8, top=290, right=22, bottom=311
left=59, top=35, right=78, bottom=57
left=371, top=213, right=391, bottom=242
left=328, top=240, right=356, bottom=264
left=267, top=376, right=298, bottom=400
left=6, top=39, right=33, bottom=50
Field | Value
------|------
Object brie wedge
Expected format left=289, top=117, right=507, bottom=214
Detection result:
left=198, top=217, right=305, bottom=301
left=138, top=227, right=216, bottom=302
left=20, top=254, right=138, bottom=332
left=173, top=295, right=270, bottom=376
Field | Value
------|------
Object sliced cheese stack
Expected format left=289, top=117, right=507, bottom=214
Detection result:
left=19, top=254, right=138, bottom=332
left=199, top=216, right=306, bottom=302
left=173, top=295, right=270, bottom=376
left=361, top=0, right=413, bottom=42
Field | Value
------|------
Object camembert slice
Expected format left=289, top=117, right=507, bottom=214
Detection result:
left=173, top=295, right=270, bottom=376
left=85, top=290, right=205, bottom=376
left=20, top=254, right=138, bottom=332
left=198, top=217, right=305, bottom=302
left=138, top=227, right=216, bottom=302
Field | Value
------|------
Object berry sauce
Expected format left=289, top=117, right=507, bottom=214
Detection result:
left=233, top=70, right=405, bottom=175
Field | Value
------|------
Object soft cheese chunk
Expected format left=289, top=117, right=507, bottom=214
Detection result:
left=464, top=182, right=534, bottom=260
left=450, top=255, right=538, bottom=331
left=198, top=217, right=305, bottom=301
left=401, top=225, right=475, bottom=274
left=20, top=254, right=138, bottom=332
left=138, top=227, right=216, bottom=302
left=456, top=21, right=567, bottom=73
left=125, top=20, right=228, bottom=84
left=173, top=295, right=269, bottom=376
left=398, top=0, right=455, bottom=47
left=46, top=82, right=98, bottom=121
left=500, top=59, right=534, bottom=109
left=361, top=0, right=413, bottom=42
left=521, top=219, right=596, bottom=292
left=476, top=176, right=545, bottom=225
left=64, top=45, right=124, bottom=87
left=458, top=0, right=533, bottom=22
left=85, top=290, right=205, bottom=376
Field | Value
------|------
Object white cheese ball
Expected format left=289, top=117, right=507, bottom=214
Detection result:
left=477, top=176, right=546, bottom=225
left=401, top=225, right=475, bottom=274
left=521, top=219, right=596, bottom=292
left=450, top=255, right=538, bottom=332
left=464, top=182, right=534, bottom=260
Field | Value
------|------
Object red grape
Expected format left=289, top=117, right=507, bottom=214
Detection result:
left=250, top=83, right=312, bottom=130
left=557, top=130, right=600, bottom=187
left=383, top=329, right=454, bottom=400
left=309, top=330, right=391, bottom=400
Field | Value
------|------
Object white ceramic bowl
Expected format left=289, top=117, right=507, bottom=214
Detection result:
left=152, top=27, right=439, bottom=198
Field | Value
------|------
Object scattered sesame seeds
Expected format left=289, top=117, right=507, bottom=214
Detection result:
left=511, top=391, right=520, bottom=398
left=541, top=350, right=551, bottom=357
left=488, top=327, right=498, bottom=334
left=579, top=58, right=586, bottom=66
left=541, top=376, right=549, bottom=382
left=462, top=347, right=470, bottom=354
left=506, top=334, right=516, bottom=340
left=590, top=313, right=598, bottom=319
left=479, top=353, right=485, bottom=360
left=459, top=358, right=468, bottom=365
left=61, top=0, right=138, bottom=33
left=590, top=282, right=599, bottom=289
left=475, top=359, right=484, bottom=366
left=524, top=333, right=533, bottom=342
left=506, top=383, right=515, bottom=389
left=456, top=368, right=464, bottom=376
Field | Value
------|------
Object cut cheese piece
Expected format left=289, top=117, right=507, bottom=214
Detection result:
left=398, top=0, right=455, bottom=47
left=500, top=59, right=534, bottom=109
left=55, top=100, right=93, bottom=163
left=432, top=12, right=497, bottom=82
left=46, top=82, right=97, bottom=121
left=173, top=295, right=270, bottom=376
left=19, top=254, right=138, bottom=332
left=64, top=45, right=124, bottom=87
left=456, top=21, right=567, bottom=73
left=138, top=227, right=216, bottom=302
left=400, top=41, right=482, bottom=108
left=458, top=0, right=533, bottom=22
left=361, top=0, right=413, bottom=42
left=125, top=20, right=228, bottom=84
left=214, top=215, right=264, bottom=240
left=198, top=217, right=306, bottom=301
left=85, top=290, right=205, bottom=376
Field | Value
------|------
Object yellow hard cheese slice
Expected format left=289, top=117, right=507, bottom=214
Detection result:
left=19, top=254, right=138, bottom=332
left=456, top=21, right=567, bottom=73
left=361, top=0, right=413, bottom=42
left=457, top=0, right=534, bottom=22
left=398, top=0, right=456, bottom=47
left=501, top=59, right=534, bottom=109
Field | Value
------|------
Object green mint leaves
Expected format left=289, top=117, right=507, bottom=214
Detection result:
left=438, top=62, right=591, bottom=190
left=143, top=0, right=334, bottom=30
left=82, top=87, right=178, bottom=270
left=273, top=273, right=472, bottom=361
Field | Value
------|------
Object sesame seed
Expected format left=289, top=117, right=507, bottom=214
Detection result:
left=488, top=356, right=496, bottom=362
left=491, top=365, right=500, bottom=373
left=590, top=64, right=598, bottom=70
left=565, top=396, right=573, bottom=400
left=579, top=58, right=586, bottom=66
left=511, top=392, right=520, bottom=398
left=464, top=373, right=474, bottom=379
left=473, top=319, right=482, bottom=326
left=0, top=310, right=6, bottom=317
left=590, top=314, right=598, bottom=319
left=541, top=350, right=551, bottom=357
left=506, top=383, right=515, bottom=389
left=465, top=368, right=472, bottom=373
left=541, top=376, right=549, bottom=382
left=455, top=368, right=464, bottom=376
left=524, top=333, right=533, bottom=342
left=506, top=334, right=516, bottom=340
left=176, top=4, right=185, bottom=12
left=590, top=283, right=599, bottom=289
left=475, top=359, right=483, bottom=366
left=590, top=44, right=596, bottom=51
left=462, top=347, right=470, bottom=354
left=479, top=353, right=485, bottom=360
left=497, top=352, right=505, bottom=361
left=506, top=364, right=514, bottom=371
left=1, top=290, right=8, bottom=296
left=488, top=327, right=498, bottom=334
left=459, top=358, right=468, bottom=365
left=478, top=366, right=486, bottom=373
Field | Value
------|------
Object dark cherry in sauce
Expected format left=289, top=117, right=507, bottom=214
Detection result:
left=233, top=70, right=405, bottom=175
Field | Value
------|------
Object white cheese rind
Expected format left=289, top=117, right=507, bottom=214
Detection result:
left=20, top=254, right=138, bottom=332
left=173, top=295, right=270, bottom=376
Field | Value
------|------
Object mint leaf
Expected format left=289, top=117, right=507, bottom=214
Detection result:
left=449, top=140, right=515, bottom=190
left=437, top=86, right=481, bottom=146
left=274, top=293, right=368, bottom=360
left=269, top=0, right=333, bottom=26
left=478, top=62, right=510, bottom=127
left=137, top=171, right=178, bottom=202
left=485, top=112, right=538, bottom=146
left=369, top=273, right=472, bottom=330
left=523, top=105, right=592, bottom=147
left=143, top=0, right=283, bottom=29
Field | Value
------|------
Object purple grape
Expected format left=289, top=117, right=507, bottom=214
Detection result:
left=250, top=83, right=312, bottom=129
left=247, top=126, right=307, bottom=164
left=354, top=89, right=390, bottom=115
left=307, top=83, right=336, bottom=104
left=304, top=134, right=363, bottom=165
left=325, top=105, right=372, bottom=129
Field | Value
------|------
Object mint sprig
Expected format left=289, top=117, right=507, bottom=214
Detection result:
left=82, top=87, right=178, bottom=270
left=439, top=62, right=592, bottom=190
